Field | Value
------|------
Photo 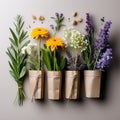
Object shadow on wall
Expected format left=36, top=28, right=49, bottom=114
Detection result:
left=100, top=29, right=120, bottom=101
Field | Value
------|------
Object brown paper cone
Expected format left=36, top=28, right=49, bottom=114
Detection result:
left=47, top=71, right=62, bottom=100
left=29, top=70, right=44, bottom=99
left=65, top=71, right=80, bottom=99
left=84, top=70, right=101, bottom=98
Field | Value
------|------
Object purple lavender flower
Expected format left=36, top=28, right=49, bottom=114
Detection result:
left=50, top=24, right=54, bottom=30
left=96, top=48, right=112, bottom=71
left=86, top=13, right=94, bottom=36
left=84, top=13, right=112, bottom=71
left=60, top=13, right=63, bottom=17
left=94, top=21, right=112, bottom=58
left=100, top=17, right=105, bottom=22
left=55, top=12, right=59, bottom=18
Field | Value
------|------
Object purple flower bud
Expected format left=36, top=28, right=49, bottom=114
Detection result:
left=60, top=13, right=63, bottom=17
left=85, top=13, right=94, bottom=35
left=50, top=24, right=54, bottom=30
left=94, top=21, right=112, bottom=59
left=100, top=17, right=105, bottom=22
left=96, top=48, right=112, bottom=71
left=55, top=12, right=59, bottom=18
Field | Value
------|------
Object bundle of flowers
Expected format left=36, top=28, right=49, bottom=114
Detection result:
left=43, top=12, right=66, bottom=71
left=63, top=28, right=88, bottom=70
left=42, top=12, right=66, bottom=100
left=43, top=37, right=66, bottom=71
left=21, top=27, right=49, bottom=100
left=63, top=28, right=88, bottom=99
left=83, top=13, right=113, bottom=71
left=83, top=13, right=113, bottom=98
left=22, top=27, right=49, bottom=70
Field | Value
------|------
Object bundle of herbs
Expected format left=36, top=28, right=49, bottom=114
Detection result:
left=6, top=15, right=29, bottom=105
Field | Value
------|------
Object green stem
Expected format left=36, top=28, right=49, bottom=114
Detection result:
left=93, top=50, right=101, bottom=70
left=53, top=50, right=56, bottom=71
left=37, top=39, right=41, bottom=70
left=87, top=61, right=91, bottom=70
left=17, top=81, right=25, bottom=106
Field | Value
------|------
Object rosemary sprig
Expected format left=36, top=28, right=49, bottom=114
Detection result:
left=6, top=15, right=29, bottom=106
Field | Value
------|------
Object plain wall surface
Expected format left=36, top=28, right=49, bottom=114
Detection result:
left=0, top=0, right=120, bottom=120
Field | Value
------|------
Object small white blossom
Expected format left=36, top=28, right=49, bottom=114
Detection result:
left=63, top=28, right=88, bottom=52
left=21, top=43, right=37, bottom=55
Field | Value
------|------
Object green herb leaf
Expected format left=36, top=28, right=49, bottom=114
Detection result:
left=59, top=56, right=66, bottom=70
left=9, top=28, right=18, bottom=47
left=19, top=66, right=26, bottom=79
left=9, top=70, right=18, bottom=82
left=43, top=48, right=52, bottom=70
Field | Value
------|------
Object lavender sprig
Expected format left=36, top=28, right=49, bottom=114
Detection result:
left=94, top=21, right=112, bottom=58
left=83, top=13, right=113, bottom=71
left=94, top=21, right=112, bottom=70
left=86, top=13, right=94, bottom=38
left=50, top=12, right=65, bottom=35
left=96, top=48, right=112, bottom=71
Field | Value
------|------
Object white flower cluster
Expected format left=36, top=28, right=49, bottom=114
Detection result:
left=21, top=43, right=37, bottom=55
left=63, top=28, right=88, bottom=52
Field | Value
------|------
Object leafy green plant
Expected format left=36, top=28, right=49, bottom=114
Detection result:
left=43, top=12, right=66, bottom=71
left=43, top=45, right=66, bottom=71
left=28, top=46, right=38, bottom=70
left=50, top=12, right=65, bottom=35
left=6, top=15, right=29, bottom=105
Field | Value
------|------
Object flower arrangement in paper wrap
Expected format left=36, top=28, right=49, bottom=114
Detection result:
left=6, top=15, right=29, bottom=105
left=43, top=37, right=66, bottom=99
left=22, top=27, right=49, bottom=100
left=83, top=13, right=113, bottom=98
left=63, top=28, right=88, bottom=99
left=43, top=12, right=66, bottom=100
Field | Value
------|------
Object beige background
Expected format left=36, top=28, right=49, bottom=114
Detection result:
left=0, top=0, right=120, bottom=120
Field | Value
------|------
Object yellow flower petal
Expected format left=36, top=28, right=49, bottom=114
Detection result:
left=46, top=37, right=64, bottom=51
left=30, top=27, right=49, bottom=39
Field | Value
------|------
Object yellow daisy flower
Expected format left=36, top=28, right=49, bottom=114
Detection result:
left=46, top=37, right=64, bottom=51
left=30, top=27, right=49, bottom=39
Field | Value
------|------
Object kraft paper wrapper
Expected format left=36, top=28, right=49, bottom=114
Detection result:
left=65, top=71, right=80, bottom=99
left=84, top=70, right=101, bottom=98
left=47, top=71, right=62, bottom=100
left=29, top=70, right=44, bottom=99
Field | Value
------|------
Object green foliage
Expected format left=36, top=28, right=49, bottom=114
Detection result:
left=6, top=15, right=29, bottom=105
left=43, top=45, right=66, bottom=71
left=82, top=33, right=94, bottom=70
left=27, top=47, right=38, bottom=70
left=51, top=13, right=65, bottom=34
left=42, top=46, right=52, bottom=70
